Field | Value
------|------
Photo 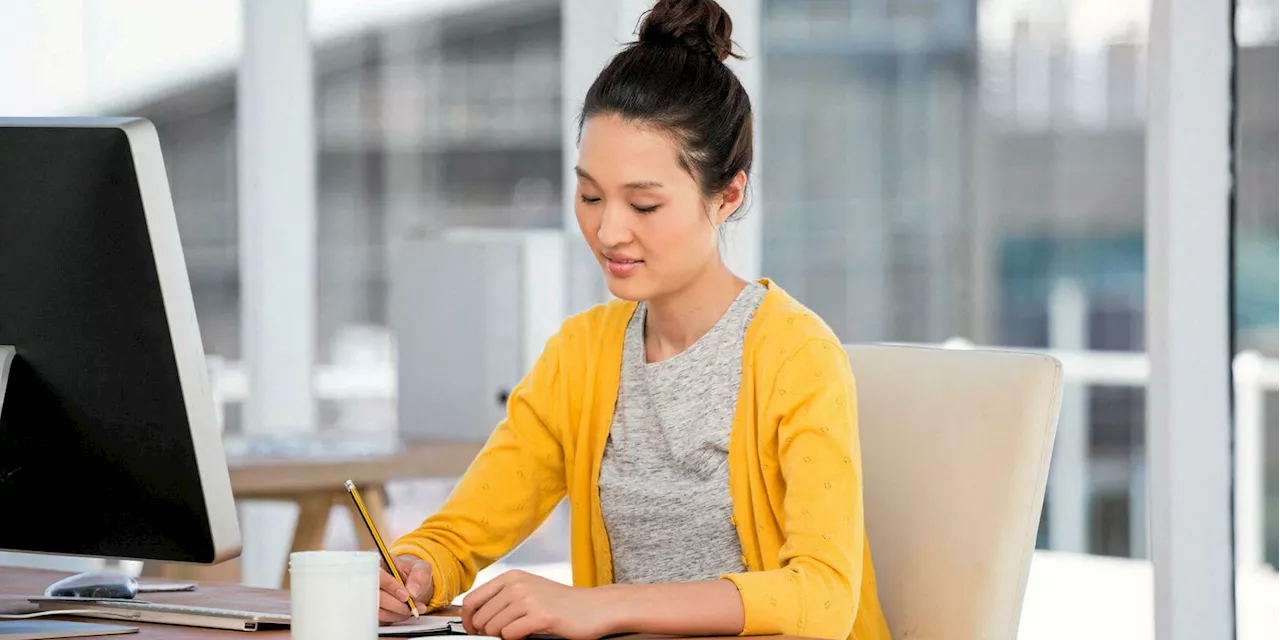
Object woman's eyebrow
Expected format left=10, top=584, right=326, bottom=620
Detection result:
left=574, top=166, right=663, bottom=190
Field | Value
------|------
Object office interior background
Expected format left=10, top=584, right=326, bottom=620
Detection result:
left=0, top=0, right=1275, bottom=638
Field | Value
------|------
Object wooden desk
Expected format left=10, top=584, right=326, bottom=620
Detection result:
left=1, top=568, right=289, bottom=640
left=144, top=441, right=485, bottom=587
left=1, top=568, right=811, bottom=640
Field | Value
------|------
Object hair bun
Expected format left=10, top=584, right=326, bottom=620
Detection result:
left=637, top=0, right=739, bottom=62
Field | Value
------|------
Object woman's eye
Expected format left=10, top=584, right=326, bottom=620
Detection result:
left=580, top=195, right=601, bottom=204
left=632, top=204, right=659, bottom=214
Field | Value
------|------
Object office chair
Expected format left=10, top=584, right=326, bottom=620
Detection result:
left=846, top=344, right=1063, bottom=640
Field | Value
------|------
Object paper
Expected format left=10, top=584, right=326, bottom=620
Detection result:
left=378, top=615, right=461, bottom=636
left=391, top=636, right=499, bottom=640
left=377, top=616, right=563, bottom=639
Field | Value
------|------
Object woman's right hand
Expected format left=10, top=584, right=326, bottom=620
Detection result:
left=379, top=554, right=434, bottom=624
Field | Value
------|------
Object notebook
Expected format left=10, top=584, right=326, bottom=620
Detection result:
left=379, top=616, right=476, bottom=637
left=378, top=616, right=621, bottom=639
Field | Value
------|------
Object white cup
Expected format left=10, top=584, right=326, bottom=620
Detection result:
left=289, top=550, right=380, bottom=640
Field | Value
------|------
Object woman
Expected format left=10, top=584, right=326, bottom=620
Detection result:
left=381, top=1, right=889, bottom=638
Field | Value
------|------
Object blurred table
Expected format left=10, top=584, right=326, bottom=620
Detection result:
left=144, top=436, right=485, bottom=587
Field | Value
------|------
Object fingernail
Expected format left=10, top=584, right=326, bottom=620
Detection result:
left=397, top=589, right=409, bottom=601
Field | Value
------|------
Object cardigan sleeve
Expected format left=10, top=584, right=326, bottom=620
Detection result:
left=723, top=339, right=866, bottom=640
left=390, top=332, right=569, bottom=610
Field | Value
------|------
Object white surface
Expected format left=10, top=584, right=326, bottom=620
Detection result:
left=1018, top=551, right=1279, bottom=640
left=289, top=551, right=379, bottom=640
left=1145, top=0, right=1235, bottom=638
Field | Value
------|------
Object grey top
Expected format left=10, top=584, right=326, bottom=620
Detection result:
left=598, top=282, right=768, bottom=584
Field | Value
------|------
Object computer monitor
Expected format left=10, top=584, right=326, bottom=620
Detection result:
left=0, top=118, right=240, bottom=574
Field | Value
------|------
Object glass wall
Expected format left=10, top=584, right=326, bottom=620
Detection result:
left=1234, top=0, right=1280, bottom=567
left=761, top=0, right=1156, bottom=559
left=1233, top=0, right=1279, bottom=630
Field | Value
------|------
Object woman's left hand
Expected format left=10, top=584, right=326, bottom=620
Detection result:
left=460, top=570, right=621, bottom=640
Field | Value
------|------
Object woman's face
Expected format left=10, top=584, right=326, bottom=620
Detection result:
left=574, top=114, right=741, bottom=302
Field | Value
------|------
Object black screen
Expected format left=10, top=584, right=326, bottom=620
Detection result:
left=0, top=126, right=215, bottom=562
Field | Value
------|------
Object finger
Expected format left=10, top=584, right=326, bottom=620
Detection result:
left=462, top=572, right=515, bottom=629
left=471, top=589, right=515, bottom=637
left=481, top=599, right=527, bottom=639
left=393, top=555, right=419, bottom=577
left=380, top=589, right=412, bottom=616
left=380, top=570, right=410, bottom=602
left=379, top=606, right=409, bottom=625
left=406, top=562, right=433, bottom=599
left=499, top=614, right=545, bottom=640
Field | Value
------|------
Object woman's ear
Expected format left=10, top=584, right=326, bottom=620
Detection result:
left=712, top=171, right=747, bottom=226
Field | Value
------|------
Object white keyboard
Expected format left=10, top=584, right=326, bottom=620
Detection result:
left=37, top=599, right=291, bottom=631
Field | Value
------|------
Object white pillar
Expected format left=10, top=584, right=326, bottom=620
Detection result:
left=562, top=0, right=765, bottom=310
left=1047, top=278, right=1089, bottom=554
left=1232, top=351, right=1266, bottom=571
left=238, top=0, right=316, bottom=587
left=1146, top=0, right=1234, bottom=637
left=238, top=0, right=316, bottom=435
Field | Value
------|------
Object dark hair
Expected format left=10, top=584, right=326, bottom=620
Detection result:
left=579, top=0, right=753, bottom=219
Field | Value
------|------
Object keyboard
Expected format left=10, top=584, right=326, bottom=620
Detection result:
left=36, top=599, right=291, bottom=631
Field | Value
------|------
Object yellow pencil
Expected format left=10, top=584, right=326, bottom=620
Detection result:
left=345, top=479, right=420, bottom=619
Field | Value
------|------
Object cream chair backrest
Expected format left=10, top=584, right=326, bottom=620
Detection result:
left=845, top=344, right=1063, bottom=640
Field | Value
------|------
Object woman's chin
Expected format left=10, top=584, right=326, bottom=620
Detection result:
left=604, top=275, right=650, bottom=302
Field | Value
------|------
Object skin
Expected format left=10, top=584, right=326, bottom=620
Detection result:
left=379, top=113, right=752, bottom=639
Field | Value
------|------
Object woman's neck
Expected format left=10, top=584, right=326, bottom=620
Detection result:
left=643, top=263, right=749, bottom=363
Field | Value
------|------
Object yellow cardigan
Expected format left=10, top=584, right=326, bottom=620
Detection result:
left=391, top=280, right=891, bottom=640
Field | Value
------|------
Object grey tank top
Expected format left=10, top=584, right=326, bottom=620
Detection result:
left=598, top=282, right=768, bottom=584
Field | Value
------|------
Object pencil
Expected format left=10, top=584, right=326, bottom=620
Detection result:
left=345, top=479, right=420, bottom=619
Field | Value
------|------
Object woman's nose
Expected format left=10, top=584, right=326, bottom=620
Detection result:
left=596, top=203, right=632, bottom=247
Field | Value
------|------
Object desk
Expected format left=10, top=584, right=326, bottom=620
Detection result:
left=1, top=568, right=810, bottom=640
left=144, top=441, right=485, bottom=587
left=1, top=568, right=288, bottom=640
